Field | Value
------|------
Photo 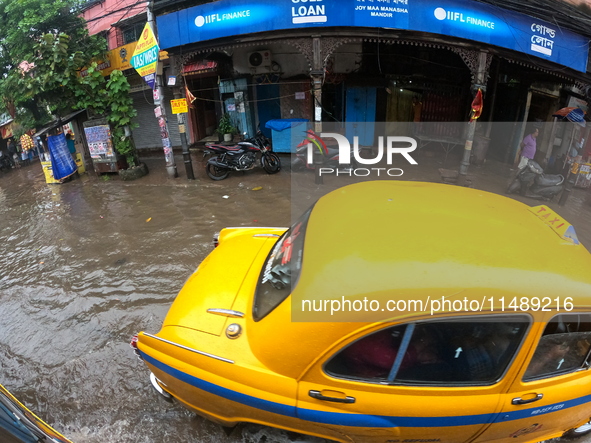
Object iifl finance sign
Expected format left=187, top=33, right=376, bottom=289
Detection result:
left=131, top=23, right=159, bottom=90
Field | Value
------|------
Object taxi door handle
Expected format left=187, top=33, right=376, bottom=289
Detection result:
left=512, top=393, right=543, bottom=405
left=309, top=390, right=356, bottom=404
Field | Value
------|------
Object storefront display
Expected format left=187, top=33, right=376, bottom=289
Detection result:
left=83, top=118, right=127, bottom=173
left=574, top=163, right=591, bottom=188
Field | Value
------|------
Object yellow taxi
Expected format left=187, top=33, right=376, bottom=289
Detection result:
left=133, top=181, right=591, bottom=443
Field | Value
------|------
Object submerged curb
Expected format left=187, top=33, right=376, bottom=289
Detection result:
left=119, top=162, right=149, bottom=181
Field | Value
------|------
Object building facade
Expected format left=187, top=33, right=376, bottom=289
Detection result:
left=148, top=0, right=591, bottom=168
left=81, top=0, right=181, bottom=151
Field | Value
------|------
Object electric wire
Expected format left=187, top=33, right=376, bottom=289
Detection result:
left=83, top=0, right=146, bottom=25
left=191, top=90, right=312, bottom=104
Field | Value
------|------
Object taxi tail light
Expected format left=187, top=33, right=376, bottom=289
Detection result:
left=130, top=334, right=142, bottom=359
left=213, top=231, right=220, bottom=248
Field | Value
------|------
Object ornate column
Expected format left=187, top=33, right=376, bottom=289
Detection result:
left=457, top=49, right=491, bottom=178
left=452, top=48, right=492, bottom=91
left=289, top=37, right=350, bottom=132
left=311, top=38, right=323, bottom=133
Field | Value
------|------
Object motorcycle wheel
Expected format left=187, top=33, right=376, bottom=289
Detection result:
left=506, top=177, right=520, bottom=194
left=206, top=163, right=230, bottom=180
left=262, top=153, right=281, bottom=174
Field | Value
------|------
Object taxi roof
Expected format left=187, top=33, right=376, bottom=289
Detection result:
left=297, top=180, right=590, bottom=289
left=250, top=181, right=591, bottom=377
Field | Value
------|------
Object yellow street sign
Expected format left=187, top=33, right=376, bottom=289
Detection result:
left=131, top=23, right=159, bottom=89
left=171, top=99, right=188, bottom=114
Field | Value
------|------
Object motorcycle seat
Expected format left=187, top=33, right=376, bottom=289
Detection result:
left=206, top=143, right=243, bottom=151
left=535, top=174, right=564, bottom=187
left=237, top=142, right=257, bottom=148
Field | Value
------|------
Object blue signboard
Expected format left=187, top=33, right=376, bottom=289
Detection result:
left=157, top=0, right=589, bottom=72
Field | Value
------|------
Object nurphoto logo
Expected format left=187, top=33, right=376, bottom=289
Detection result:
left=304, top=132, right=418, bottom=177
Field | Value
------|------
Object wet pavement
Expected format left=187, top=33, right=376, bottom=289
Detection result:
left=0, top=147, right=590, bottom=443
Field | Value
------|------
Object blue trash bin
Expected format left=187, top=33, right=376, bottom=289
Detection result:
left=265, top=119, right=309, bottom=153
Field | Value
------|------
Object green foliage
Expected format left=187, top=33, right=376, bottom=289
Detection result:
left=216, top=113, right=238, bottom=136
left=0, top=0, right=106, bottom=129
left=0, top=0, right=139, bottom=168
left=77, top=68, right=139, bottom=166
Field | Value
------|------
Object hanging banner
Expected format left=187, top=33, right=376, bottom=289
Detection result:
left=47, top=133, right=77, bottom=180
left=131, top=23, right=160, bottom=89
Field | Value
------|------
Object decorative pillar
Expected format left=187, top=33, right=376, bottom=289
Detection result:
left=311, top=37, right=323, bottom=134
left=457, top=49, right=491, bottom=178
left=289, top=36, right=350, bottom=133
left=514, top=90, right=533, bottom=165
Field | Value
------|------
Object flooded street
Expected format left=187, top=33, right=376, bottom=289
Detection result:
left=1, top=152, right=591, bottom=443
left=0, top=157, right=297, bottom=442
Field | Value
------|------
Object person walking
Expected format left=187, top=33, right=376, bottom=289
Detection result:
left=518, top=126, right=539, bottom=170
left=507, top=126, right=540, bottom=194
left=66, top=132, right=77, bottom=160
left=7, top=138, right=16, bottom=167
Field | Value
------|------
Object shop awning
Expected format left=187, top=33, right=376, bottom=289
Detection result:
left=552, top=107, right=586, bottom=127
left=33, top=109, right=87, bottom=137
left=183, top=60, right=217, bottom=75
left=0, top=119, right=13, bottom=139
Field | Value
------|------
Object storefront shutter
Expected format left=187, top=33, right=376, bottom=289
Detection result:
left=131, top=87, right=181, bottom=151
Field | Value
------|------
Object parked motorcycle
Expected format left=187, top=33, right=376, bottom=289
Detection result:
left=291, top=130, right=356, bottom=171
left=506, top=159, right=564, bottom=200
left=204, top=130, right=281, bottom=180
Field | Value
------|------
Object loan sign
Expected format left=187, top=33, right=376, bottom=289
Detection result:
left=131, top=23, right=159, bottom=89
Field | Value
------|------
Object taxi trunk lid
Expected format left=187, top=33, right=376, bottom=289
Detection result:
left=161, top=227, right=283, bottom=336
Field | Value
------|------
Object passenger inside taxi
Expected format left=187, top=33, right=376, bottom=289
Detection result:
left=524, top=314, right=591, bottom=380
left=325, top=319, right=529, bottom=385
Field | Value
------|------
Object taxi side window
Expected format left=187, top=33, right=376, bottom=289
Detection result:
left=325, top=317, right=529, bottom=385
left=523, top=313, right=591, bottom=381
left=325, top=325, right=407, bottom=381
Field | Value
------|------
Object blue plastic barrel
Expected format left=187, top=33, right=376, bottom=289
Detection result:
left=265, top=119, right=309, bottom=153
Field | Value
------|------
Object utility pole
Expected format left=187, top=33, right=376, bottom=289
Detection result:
left=170, top=55, right=195, bottom=179
left=146, top=1, right=178, bottom=178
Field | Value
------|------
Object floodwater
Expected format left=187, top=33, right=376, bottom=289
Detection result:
left=0, top=156, right=300, bottom=443
left=1, top=151, right=591, bottom=443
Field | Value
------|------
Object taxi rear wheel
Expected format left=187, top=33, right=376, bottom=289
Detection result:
left=149, top=372, right=173, bottom=403
left=562, top=421, right=591, bottom=439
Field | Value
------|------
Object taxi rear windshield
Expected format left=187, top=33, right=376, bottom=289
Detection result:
left=253, top=207, right=312, bottom=321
